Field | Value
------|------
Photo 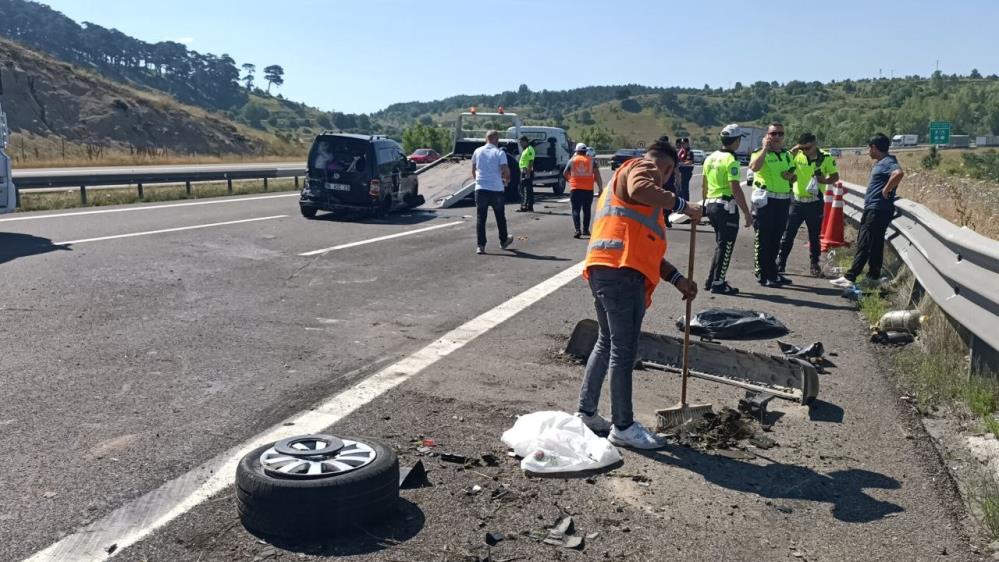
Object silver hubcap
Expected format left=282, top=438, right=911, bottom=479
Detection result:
left=260, top=438, right=376, bottom=479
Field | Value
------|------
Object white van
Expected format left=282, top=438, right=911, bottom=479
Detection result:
left=507, top=126, right=572, bottom=194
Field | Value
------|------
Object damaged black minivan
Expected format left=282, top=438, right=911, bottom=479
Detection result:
left=300, top=134, right=423, bottom=218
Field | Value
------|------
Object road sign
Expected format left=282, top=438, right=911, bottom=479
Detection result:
left=929, top=121, right=951, bottom=145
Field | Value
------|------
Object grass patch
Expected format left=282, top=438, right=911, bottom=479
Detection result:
left=18, top=177, right=299, bottom=212
left=859, top=291, right=889, bottom=326
left=971, top=470, right=999, bottom=540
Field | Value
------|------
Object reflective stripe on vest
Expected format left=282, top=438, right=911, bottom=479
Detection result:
left=568, top=155, right=595, bottom=190
left=583, top=158, right=668, bottom=308
left=592, top=203, right=666, bottom=240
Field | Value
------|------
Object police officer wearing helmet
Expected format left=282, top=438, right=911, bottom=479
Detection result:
left=778, top=132, right=839, bottom=277
left=702, top=124, right=753, bottom=295
left=749, top=122, right=796, bottom=287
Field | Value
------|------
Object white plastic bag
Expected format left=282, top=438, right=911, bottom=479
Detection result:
left=751, top=187, right=768, bottom=208
left=500, top=411, right=622, bottom=474
left=806, top=176, right=820, bottom=195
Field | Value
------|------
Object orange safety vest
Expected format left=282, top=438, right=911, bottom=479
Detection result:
left=567, top=154, right=595, bottom=191
left=583, top=158, right=668, bottom=308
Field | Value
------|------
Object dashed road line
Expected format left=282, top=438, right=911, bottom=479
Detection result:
left=0, top=193, right=299, bottom=223
left=54, top=215, right=287, bottom=245
left=24, top=260, right=585, bottom=561
left=298, top=221, right=465, bottom=256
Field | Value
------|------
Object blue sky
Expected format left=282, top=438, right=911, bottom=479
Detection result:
left=39, top=0, right=999, bottom=114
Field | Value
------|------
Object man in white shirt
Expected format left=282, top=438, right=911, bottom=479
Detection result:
left=471, top=130, right=514, bottom=254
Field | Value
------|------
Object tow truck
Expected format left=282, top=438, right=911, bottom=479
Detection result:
left=438, top=108, right=522, bottom=207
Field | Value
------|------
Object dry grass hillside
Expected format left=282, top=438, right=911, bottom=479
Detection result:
left=0, top=38, right=302, bottom=167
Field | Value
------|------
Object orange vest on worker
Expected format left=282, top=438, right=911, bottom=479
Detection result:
left=567, top=154, right=595, bottom=191
left=583, top=158, right=669, bottom=308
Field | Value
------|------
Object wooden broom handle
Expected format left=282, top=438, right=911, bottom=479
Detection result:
left=680, top=220, right=696, bottom=406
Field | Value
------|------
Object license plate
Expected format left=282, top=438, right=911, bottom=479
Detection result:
left=326, top=182, right=352, bottom=191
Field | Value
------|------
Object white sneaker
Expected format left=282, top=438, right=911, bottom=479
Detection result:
left=575, top=412, right=612, bottom=435
left=829, top=276, right=854, bottom=289
left=608, top=422, right=667, bottom=450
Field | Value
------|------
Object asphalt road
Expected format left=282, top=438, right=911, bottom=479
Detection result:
left=0, top=169, right=978, bottom=561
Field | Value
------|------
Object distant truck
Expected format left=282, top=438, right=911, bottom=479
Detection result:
left=892, top=134, right=918, bottom=147
left=0, top=98, right=15, bottom=214
left=507, top=125, right=571, bottom=194
left=949, top=135, right=970, bottom=148
left=734, top=126, right=766, bottom=164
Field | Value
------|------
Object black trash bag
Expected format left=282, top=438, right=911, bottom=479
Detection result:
left=676, top=308, right=789, bottom=339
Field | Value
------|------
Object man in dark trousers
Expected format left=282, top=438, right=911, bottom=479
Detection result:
left=564, top=142, right=604, bottom=238
left=516, top=135, right=535, bottom=212
left=702, top=125, right=752, bottom=294
left=677, top=137, right=694, bottom=201
left=749, top=122, right=796, bottom=287
left=830, top=133, right=904, bottom=288
left=779, top=132, right=840, bottom=277
left=471, top=130, right=514, bottom=254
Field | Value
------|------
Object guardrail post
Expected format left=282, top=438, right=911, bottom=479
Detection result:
left=263, top=177, right=269, bottom=192
left=294, top=176, right=299, bottom=189
left=137, top=182, right=144, bottom=199
left=80, top=185, right=87, bottom=205
left=226, top=174, right=232, bottom=194
left=185, top=180, right=192, bottom=197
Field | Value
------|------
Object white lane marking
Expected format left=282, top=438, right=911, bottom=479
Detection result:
left=54, top=215, right=287, bottom=245
left=298, top=221, right=464, bottom=256
left=25, top=260, right=585, bottom=562
left=0, top=193, right=299, bottom=223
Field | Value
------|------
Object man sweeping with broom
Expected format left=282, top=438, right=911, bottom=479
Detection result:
left=575, top=139, right=702, bottom=450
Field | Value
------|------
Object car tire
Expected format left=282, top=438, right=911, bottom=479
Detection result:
left=300, top=205, right=318, bottom=219
left=235, top=437, right=399, bottom=539
left=553, top=174, right=566, bottom=195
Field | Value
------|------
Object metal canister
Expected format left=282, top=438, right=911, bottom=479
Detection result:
left=878, top=310, right=922, bottom=333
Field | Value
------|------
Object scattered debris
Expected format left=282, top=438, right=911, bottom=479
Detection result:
left=399, top=460, right=431, bottom=489
left=766, top=500, right=793, bottom=514
left=485, top=531, right=505, bottom=546
left=481, top=453, right=500, bottom=467
left=750, top=435, right=778, bottom=449
left=877, top=310, right=922, bottom=333
left=421, top=438, right=437, bottom=447
left=43, top=491, right=57, bottom=499
left=870, top=330, right=915, bottom=345
left=106, top=544, right=117, bottom=555
left=777, top=340, right=825, bottom=359
left=465, top=485, right=483, bottom=496
left=535, top=515, right=585, bottom=550
left=440, top=453, right=472, bottom=465
left=671, top=408, right=765, bottom=451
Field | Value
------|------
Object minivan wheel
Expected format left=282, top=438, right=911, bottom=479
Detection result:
left=236, top=435, right=399, bottom=539
left=300, top=205, right=318, bottom=219
left=374, top=195, right=392, bottom=218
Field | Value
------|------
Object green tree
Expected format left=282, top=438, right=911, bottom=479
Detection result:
left=240, top=63, right=255, bottom=91
left=263, top=64, right=285, bottom=93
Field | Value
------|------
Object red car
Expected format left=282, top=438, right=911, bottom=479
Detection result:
left=407, top=148, right=441, bottom=164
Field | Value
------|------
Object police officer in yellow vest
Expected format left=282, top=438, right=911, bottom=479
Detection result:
left=575, top=139, right=701, bottom=449
left=702, top=124, right=753, bottom=295
left=778, top=132, right=840, bottom=277
left=749, top=122, right=796, bottom=288
left=564, top=142, right=604, bottom=238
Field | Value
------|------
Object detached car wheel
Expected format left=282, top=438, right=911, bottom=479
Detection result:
left=236, top=435, right=399, bottom=538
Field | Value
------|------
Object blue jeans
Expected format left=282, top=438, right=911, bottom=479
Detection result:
left=577, top=266, right=647, bottom=429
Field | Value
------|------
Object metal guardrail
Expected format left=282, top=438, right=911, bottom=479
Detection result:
left=839, top=181, right=999, bottom=373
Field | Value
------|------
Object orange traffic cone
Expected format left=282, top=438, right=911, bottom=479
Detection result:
left=821, top=181, right=849, bottom=252
left=820, top=184, right=835, bottom=233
